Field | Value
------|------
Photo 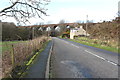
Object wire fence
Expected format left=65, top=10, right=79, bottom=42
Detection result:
left=2, top=36, right=49, bottom=78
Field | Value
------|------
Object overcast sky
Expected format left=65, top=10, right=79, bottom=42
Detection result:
left=0, top=0, right=119, bottom=25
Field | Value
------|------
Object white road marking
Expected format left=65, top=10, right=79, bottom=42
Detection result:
left=107, top=61, right=117, bottom=66
left=58, top=38, right=118, bottom=66
left=85, top=50, right=106, bottom=61
left=71, top=44, right=79, bottom=48
left=60, top=39, right=79, bottom=48
left=60, top=39, right=68, bottom=44
left=64, top=41, right=69, bottom=44
left=85, top=50, right=118, bottom=66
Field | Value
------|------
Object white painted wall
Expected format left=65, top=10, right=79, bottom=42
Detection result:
left=70, top=26, right=90, bottom=39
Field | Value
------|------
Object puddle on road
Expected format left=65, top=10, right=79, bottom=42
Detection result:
left=61, top=60, right=92, bottom=78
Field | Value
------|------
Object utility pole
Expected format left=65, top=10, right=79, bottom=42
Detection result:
left=32, top=27, right=34, bottom=39
left=86, top=15, right=88, bottom=37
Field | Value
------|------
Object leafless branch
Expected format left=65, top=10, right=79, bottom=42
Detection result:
left=0, top=0, right=19, bottom=13
left=0, top=0, right=50, bottom=24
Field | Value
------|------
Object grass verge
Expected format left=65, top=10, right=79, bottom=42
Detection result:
left=69, top=39, right=118, bottom=53
left=2, top=40, right=50, bottom=79
left=19, top=40, right=50, bottom=78
left=59, top=36, right=119, bottom=53
left=2, top=36, right=50, bottom=78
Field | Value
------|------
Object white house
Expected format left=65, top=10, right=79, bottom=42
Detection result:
left=46, top=27, right=51, bottom=31
left=70, top=26, right=90, bottom=39
left=55, top=26, right=61, bottom=32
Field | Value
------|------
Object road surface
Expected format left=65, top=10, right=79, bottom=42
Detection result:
left=51, top=37, right=118, bottom=78
left=24, top=41, right=52, bottom=78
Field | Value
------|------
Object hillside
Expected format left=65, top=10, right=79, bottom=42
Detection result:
left=85, top=17, right=120, bottom=42
left=75, top=17, right=119, bottom=49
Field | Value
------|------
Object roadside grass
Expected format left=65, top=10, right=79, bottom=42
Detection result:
left=68, top=37, right=119, bottom=53
left=19, top=40, right=50, bottom=78
left=2, top=36, right=49, bottom=78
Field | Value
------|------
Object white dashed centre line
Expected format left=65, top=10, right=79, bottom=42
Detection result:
left=59, top=38, right=118, bottom=66
left=61, top=39, right=79, bottom=48
left=107, top=61, right=117, bottom=66
left=85, top=50, right=118, bottom=66
left=85, top=50, right=106, bottom=61
left=71, top=44, right=79, bottom=48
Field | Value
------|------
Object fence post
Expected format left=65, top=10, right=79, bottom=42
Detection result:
left=11, top=44, right=15, bottom=68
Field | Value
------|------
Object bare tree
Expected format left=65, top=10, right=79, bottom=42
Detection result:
left=59, top=19, right=65, bottom=24
left=0, top=0, right=50, bottom=24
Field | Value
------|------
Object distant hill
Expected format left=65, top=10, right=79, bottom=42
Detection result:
left=86, top=17, right=120, bottom=42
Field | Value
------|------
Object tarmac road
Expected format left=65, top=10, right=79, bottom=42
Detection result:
left=51, top=37, right=118, bottom=78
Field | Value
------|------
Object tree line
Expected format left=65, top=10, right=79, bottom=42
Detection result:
left=2, top=22, right=47, bottom=41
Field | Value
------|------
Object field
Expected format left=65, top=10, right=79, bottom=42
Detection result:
left=0, top=41, right=27, bottom=53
